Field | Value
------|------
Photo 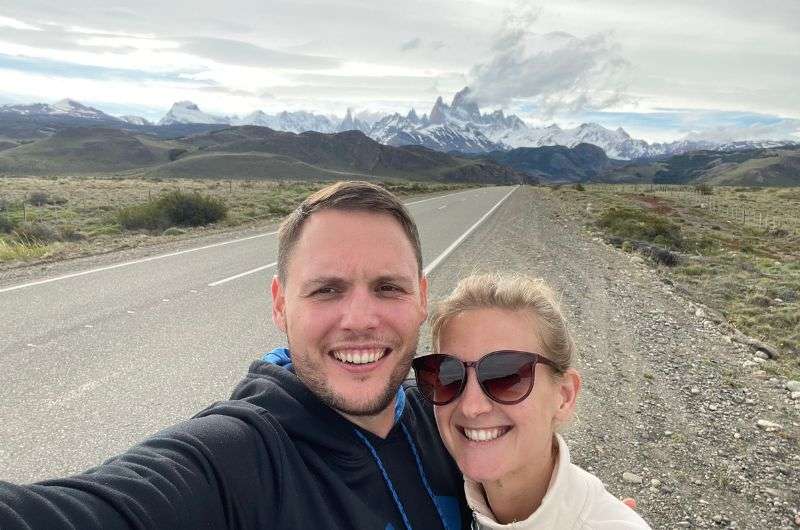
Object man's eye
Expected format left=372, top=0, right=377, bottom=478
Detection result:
left=311, top=287, right=338, bottom=296
left=378, top=284, right=403, bottom=294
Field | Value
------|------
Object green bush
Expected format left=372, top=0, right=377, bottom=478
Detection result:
left=573, top=183, right=586, bottom=191
left=0, top=215, right=16, bottom=233
left=597, top=207, right=684, bottom=249
left=694, top=184, right=713, bottom=195
left=13, top=222, right=60, bottom=243
left=118, top=191, right=227, bottom=231
left=27, top=191, right=50, bottom=206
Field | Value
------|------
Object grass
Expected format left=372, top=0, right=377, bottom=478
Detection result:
left=0, top=176, right=479, bottom=266
left=550, top=184, right=800, bottom=369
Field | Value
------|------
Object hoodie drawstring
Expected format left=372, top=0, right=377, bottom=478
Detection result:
left=353, top=424, right=450, bottom=530
left=353, top=429, right=414, bottom=530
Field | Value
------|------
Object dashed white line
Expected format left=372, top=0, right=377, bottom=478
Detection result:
left=208, top=262, right=278, bottom=287
left=424, top=186, right=518, bottom=276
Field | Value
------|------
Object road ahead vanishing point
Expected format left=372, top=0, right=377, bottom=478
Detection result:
left=0, top=186, right=516, bottom=483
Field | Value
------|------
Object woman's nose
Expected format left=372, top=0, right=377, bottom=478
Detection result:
left=458, top=369, right=493, bottom=418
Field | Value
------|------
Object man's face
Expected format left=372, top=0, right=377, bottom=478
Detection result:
left=272, top=209, right=428, bottom=420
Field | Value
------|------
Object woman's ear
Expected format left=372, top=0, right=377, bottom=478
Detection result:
left=554, top=368, right=582, bottom=423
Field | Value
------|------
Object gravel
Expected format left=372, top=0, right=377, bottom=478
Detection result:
left=424, top=186, right=800, bottom=530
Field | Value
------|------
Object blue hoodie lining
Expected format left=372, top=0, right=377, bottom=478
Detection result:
left=353, top=429, right=414, bottom=530
left=400, top=423, right=449, bottom=527
left=261, top=348, right=406, bottom=423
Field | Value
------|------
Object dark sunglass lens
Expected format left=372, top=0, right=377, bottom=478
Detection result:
left=413, top=355, right=464, bottom=405
left=479, top=352, right=534, bottom=403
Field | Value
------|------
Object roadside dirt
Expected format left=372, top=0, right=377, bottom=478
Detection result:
left=423, top=186, right=799, bottom=530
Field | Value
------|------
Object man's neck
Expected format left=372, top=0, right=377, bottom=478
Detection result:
left=339, top=399, right=397, bottom=439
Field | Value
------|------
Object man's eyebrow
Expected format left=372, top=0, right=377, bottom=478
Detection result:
left=373, top=274, right=415, bottom=286
left=302, top=277, right=348, bottom=289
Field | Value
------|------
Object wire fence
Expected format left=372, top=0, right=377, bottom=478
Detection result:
left=588, top=183, right=800, bottom=236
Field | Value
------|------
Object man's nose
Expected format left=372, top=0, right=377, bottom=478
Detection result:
left=339, top=287, right=380, bottom=330
left=458, top=369, right=493, bottom=418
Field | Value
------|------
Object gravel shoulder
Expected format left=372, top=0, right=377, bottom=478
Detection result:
left=424, top=186, right=799, bottom=530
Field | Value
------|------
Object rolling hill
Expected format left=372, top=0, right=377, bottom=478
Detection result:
left=0, top=125, right=527, bottom=184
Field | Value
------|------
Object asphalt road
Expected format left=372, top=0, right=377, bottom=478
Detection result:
left=0, top=185, right=516, bottom=483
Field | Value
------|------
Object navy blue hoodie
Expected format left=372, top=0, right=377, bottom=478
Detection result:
left=0, top=349, right=469, bottom=529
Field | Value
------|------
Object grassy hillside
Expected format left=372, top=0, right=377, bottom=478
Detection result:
left=0, top=128, right=177, bottom=174
left=0, top=125, right=524, bottom=183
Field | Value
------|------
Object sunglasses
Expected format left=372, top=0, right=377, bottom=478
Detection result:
left=411, top=350, right=558, bottom=406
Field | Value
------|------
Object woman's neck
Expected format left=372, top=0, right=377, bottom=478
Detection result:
left=482, top=437, right=558, bottom=524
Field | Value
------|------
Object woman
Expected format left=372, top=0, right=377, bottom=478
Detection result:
left=412, top=273, right=650, bottom=529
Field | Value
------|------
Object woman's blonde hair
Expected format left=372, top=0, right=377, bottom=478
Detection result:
left=430, top=273, right=575, bottom=373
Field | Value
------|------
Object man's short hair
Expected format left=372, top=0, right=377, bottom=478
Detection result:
left=277, top=181, right=423, bottom=281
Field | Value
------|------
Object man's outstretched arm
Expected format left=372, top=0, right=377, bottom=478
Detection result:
left=0, top=408, right=279, bottom=530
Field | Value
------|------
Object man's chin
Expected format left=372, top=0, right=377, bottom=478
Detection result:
left=324, top=387, right=398, bottom=417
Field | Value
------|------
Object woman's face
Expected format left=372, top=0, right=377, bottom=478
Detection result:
left=433, top=307, right=577, bottom=484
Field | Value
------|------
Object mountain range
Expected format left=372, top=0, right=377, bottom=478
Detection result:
left=4, top=92, right=794, bottom=161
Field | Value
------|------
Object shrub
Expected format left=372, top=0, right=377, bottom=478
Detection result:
left=573, top=183, right=586, bottom=191
left=118, top=191, right=227, bottom=231
left=162, top=227, right=186, bottom=236
left=25, top=191, right=66, bottom=206
left=694, top=184, right=713, bottom=195
left=57, top=225, right=86, bottom=241
left=597, top=207, right=684, bottom=249
left=13, top=222, right=59, bottom=243
left=27, top=191, right=50, bottom=206
left=0, top=215, right=16, bottom=233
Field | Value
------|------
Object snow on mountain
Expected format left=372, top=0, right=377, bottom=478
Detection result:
left=233, top=110, right=336, bottom=133
left=337, top=108, right=372, bottom=134
left=370, top=111, right=498, bottom=153
left=0, top=99, right=120, bottom=121
left=158, top=101, right=231, bottom=126
left=119, top=115, right=152, bottom=126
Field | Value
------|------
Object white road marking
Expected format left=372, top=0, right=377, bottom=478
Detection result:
left=437, top=204, right=448, bottom=210
left=424, top=186, right=518, bottom=276
left=0, top=230, right=279, bottom=294
left=208, top=262, right=277, bottom=287
left=0, top=189, right=481, bottom=294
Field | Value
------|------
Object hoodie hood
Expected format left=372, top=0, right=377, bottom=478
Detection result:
left=228, top=348, right=406, bottom=460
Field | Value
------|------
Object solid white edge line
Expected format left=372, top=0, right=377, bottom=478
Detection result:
left=0, top=186, right=489, bottom=294
left=423, top=186, right=518, bottom=276
left=0, top=230, right=278, bottom=294
left=208, top=262, right=277, bottom=287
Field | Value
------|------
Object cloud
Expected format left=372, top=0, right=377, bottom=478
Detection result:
left=468, top=6, right=631, bottom=116
left=179, top=37, right=340, bottom=70
left=682, top=117, right=800, bottom=142
left=400, top=38, right=422, bottom=52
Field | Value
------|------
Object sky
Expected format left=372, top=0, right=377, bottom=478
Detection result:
left=0, top=0, right=798, bottom=143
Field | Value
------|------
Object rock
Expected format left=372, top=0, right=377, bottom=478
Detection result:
left=690, top=387, right=700, bottom=395
left=786, top=380, right=800, bottom=392
left=712, top=514, right=723, bottom=523
left=676, top=521, right=691, bottom=528
left=756, top=419, right=783, bottom=431
left=650, top=479, right=662, bottom=487
left=754, top=350, right=770, bottom=360
left=695, top=308, right=706, bottom=318
left=791, top=391, right=800, bottom=400
left=742, top=360, right=757, bottom=368
left=795, top=513, right=800, bottom=526
left=622, top=472, right=643, bottom=484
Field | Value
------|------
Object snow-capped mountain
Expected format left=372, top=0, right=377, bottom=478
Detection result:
left=119, top=115, right=152, bottom=126
left=234, top=110, right=337, bottom=133
left=337, top=108, right=372, bottom=134
left=0, top=99, right=120, bottom=121
left=158, top=101, right=231, bottom=126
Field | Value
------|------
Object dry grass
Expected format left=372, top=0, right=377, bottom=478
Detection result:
left=0, top=176, right=478, bottom=267
left=552, top=184, right=800, bottom=374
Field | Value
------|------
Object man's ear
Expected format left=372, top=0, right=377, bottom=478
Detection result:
left=554, top=368, right=582, bottom=423
left=271, top=275, right=287, bottom=332
left=419, top=274, right=429, bottom=322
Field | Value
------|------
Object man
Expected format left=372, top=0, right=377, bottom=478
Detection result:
left=0, top=181, right=469, bottom=529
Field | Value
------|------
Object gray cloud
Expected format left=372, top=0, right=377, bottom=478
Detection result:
left=179, top=37, right=341, bottom=69
left=468, top=7, right=631, bottom=116
left=400, top=38, right=422, bottom=51
left=684, top=119, right=800, bottom=142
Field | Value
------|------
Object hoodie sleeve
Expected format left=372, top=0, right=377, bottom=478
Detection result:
left=0, top=410, right=280, bottom=530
